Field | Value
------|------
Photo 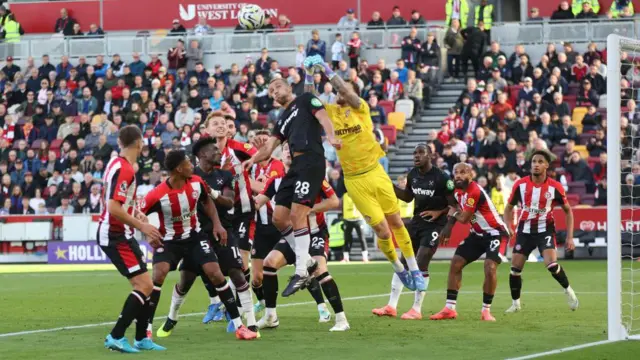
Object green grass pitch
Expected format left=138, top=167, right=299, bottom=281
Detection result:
left=0, top=260, right=638, bottom=359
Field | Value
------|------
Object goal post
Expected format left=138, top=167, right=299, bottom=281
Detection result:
left=606, top=34, right=640, bottom=341
left=606, top=33, right=624, bottom=342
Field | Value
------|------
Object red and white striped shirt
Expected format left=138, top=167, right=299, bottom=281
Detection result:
left=508, top=176, right=568, bottom=234
left=139, top=175, right=210, bottom=241
left=252, top=158, right=286, bottom=226
left=97, top=157, right=137, bottom=245
left=455, top=181, right=508, bottom=237
left=221, top=139, right=257, bottom=214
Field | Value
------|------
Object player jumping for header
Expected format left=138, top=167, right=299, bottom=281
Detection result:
left=503, top=150, right=579, bottom=313
left=430, top=162, right=509, bottom=322
left=304, top=54, right=425, bottom=291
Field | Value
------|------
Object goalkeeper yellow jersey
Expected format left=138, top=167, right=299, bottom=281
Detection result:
left=325, top=99, right=385, bottom=177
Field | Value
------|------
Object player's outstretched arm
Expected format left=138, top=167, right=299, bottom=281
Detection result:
left=244, top=136, right=281, bottom=170
left=108, top=199, right=162, bottom=245
left=314, top=108, right=341, bottom=149
left=562, top=203, right=575, bottom=251
left=312, top=59, right=361, bottom=108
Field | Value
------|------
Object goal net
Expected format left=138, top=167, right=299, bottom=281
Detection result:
left=607, top=34, right=640, bottom=341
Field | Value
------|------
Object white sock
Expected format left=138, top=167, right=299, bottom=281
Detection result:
left=238, top=287, right=256, bottom=327
left=361, top=250, right=368, bottom=262
left=412, top=291, right=426, bottom=312
left=210, top=296, right=221, bottom=305
left=168, top=285, right=186, bottom=321
left=565, top=285, right=574, bottom=294
left=228, top=281, right=240, bottom=309
left=265, top=307, right=277, bottom=318
left=391, top=259, right=405, bottom=272
left=259, top=299, right=265, bottom=306
left=445, top=300, right=456, bottom=310
left=232, top=317, right=243, bottom=328
left=282, top=226, right=295, bottom=248
left=335, top=311, right=347, bottom=322
left=388, top=273, right=404, bottom=308
left=405, top=256, right=419, bottom=272
left=294, top=228, right=312, bottom=276
left=482, top=303, right=491, bottom=312
left=513, top=299, right=521, bottom=306
left=343, top=252, right=350, bottom=261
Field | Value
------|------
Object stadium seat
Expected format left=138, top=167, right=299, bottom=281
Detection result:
left=587, top=156, right=600, bottom=168
left=598, top=94, right=607, bottom=109
left=387, top=112, right=406, bottom=131
left=581, top=194, right=596, bottom=206
left=16, top=117, right=27, bottom=126
left=572, top=107, right=588, bottom=125
left=394, top=99, right=414, bottom=121
left=50, top=139, right=63, bottom=150
left=379, top=100, right=394, bottom=116
left=579, top=133, right=593, bottom=145
left=566, top=193, right=581, bottom=207
left=12, top=141, right=20, bottom=149
left=31, top=139, right=43, bottom=150
left=485, top=158, right=498, bottom=166
left=380, top=125, right=396, bottom=145
left=564, top=95, right=577, bottom=110
left=574, top=145, right=589, bottom=159
left=568, top=181, right=587, bottom=195
left=568, top=83, right=579, bottom=95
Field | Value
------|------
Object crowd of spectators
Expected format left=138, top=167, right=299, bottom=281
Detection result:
left=1, top=1, right=638, bottom=216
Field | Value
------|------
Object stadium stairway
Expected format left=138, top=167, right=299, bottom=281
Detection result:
left=388, top=81, right=466, bottom=179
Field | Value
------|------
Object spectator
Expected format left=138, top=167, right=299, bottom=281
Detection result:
left=38, top=55, right=56, bottom=80
left=347, top=32, right=362, bottom=69
left=474, top=0, right=494, bottom=38
left=593, top=152, right=607, bottom=184
left=167, top=40, right=187, bottom=78
left=368, top=95, right=386, bottom=125
left=400, top=27, right=422, bottom=70
left=337, top=9, right=359, bottom=31
left=445, top=0, right=470, bottom=27
left=584, top=65, right=606, bottom=95
left=573, top=0, right=601, bottom=16
left=395, top=59, right=409, bottom=83
left=71, top=23, right=83, bottom=37
left=387, top=6, right=407, bottom=27
left=571, top=55, right=589, bottom=83
left=193, top=16, right=213, bottom=36
left=276, top=14, right=293, bottom=32
left=552, top=1, right=575, bottom=20
left=461, top=21, right=488, bottom=81
left=383, top=71, right=403, bottom=101
left=577, top=79, right=600, bottom=107
left=566, top=151, right=595, bottom=192
left=492, top=92, right=512, bottom=121
left=86, top=23, right=104, bottom=37
left=173, top=102, right=195, bottom=128
left=556, top=115, right=578, bottom=145
left=409, top=10, right=426, bottom=26
left=577, top=2, right=599, bottom=19
left=582, top=104, right=603, bottom=132
left=444, top=19, right=464, bottom=80
left=170, top=19, right=187, bottom=35
left=608, top=2, right=634, bottom=18
left=1, top=56, right=19, bottom=82
left=404, top=70, right=423, bottom=117
left=259, top=14, right=275, bottom=33
left=129, top=53, right=145, bottom=77
left=306, top=30, right=327, bottom=59
left=54, top=8, right=76, bottom=36
left=538, top=112, right=557, bottom=147
left=55, top=197, right=74, bottom=215
left=528, top=7, right=543, bottom=21
left=10, top=158, right=25, bottom=186
left=438, top=123, right=453, bottom=145
left=366, top=11, right=385, bottom=29
left=330, top=33, right=346, bottom=69
left=318, top=82, right=337, bottom=105
left=550, top=92, right=570, bottom=119
left=77, top=87, right=98, bottom=116
left=255, top=48, right=273, bottom=78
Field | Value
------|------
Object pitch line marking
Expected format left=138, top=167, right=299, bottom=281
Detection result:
left=504, top=340, right=616, bottom=360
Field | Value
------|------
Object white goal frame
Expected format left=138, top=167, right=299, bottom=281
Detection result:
left=606, top=34, right=640, bottom=342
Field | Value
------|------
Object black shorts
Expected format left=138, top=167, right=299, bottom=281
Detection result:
left=252, top=224, right=282, bottom=260
left=273, top=227, right=330, bottom=265
left=99, top=235, right=147, bottom=279
left=274, top=152, right=326, bottom=208
left=153, top=233, right=219, bottom=271
left=409, top=218, right=445, bottom=253
left=233, top=212, right=253, bottom=251
left=513, top=231, right=556, bottom=257
left=455, top=233, right=503, bottom=264
left=179, top=231, right=243, bottom=276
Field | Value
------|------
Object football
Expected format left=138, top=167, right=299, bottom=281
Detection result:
left=237, top=4, right=265, bottom=30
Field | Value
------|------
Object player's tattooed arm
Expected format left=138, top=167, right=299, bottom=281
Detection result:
left=562, top=203, right=575, bottom=251
left=329, top=74, right=362, bottom=108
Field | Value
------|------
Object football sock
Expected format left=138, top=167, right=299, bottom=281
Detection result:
left=318, top=272, right=344, bottom=314
left=263, top=266, right=278, bottom=312
left=547, top=262, right=570, bottom=289
left=446, top=289, right=458, bottom=310
left=307, top=279, right=325, bottom=305
left=342, top=252, right=350, bottom=261
left=146, top=283, right=162, bottom=325
left=237, top=282, right=256, bottom=327
left=361, top=250, right=369, bottom=262
left=243, top=268, right=251, bottom=286
left=509, top=267, right=523, bottom=301
left=168, top=284, right=186, bottom=321
left=388, top=273, right=404, bottom=308
left=412, top=271, right=429, bottom=312
left=280, top=226, right=295, bottom=249
left=377, top=236, right=404, bottom=272
left=110, top=290, right=146, bottom=339
left=252, top=283, right=264, bottom=304
left=482, top=292, right=494, bottom=312
left=293, top=228, right=312, bottom=276
left=229, top=280, right=241, bottom=310
left=391, top=226, right=417, bottom=271
left=135, top=295, right=152, bottom=341
left=215, top=280, right=242, bottom=328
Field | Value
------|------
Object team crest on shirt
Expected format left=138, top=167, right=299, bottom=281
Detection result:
left=515, top=244, right=522, bottom=251
left=466, top=198, right=475, bottom=206
left=270, top=170, right=278, bottom=177
left=428, top=180, right=434, bottom=186
left=192, top=191, right=199, bottom=199
left=139, top=199, right=146, bottom=210
left=217, top=178, right=224, bottom=186
left=244, top=143, right=252, bottom=150
left=545, top=191, right=553, bottom=199
left=119, top=181, right=128, bottom=192
left=157, top=247, right=164, bottom=253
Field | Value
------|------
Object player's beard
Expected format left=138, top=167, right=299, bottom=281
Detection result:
left=454, top=178, right=469, bottom=189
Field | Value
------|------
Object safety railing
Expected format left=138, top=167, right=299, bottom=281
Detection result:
left=0, top=19, right=635, bottom=60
